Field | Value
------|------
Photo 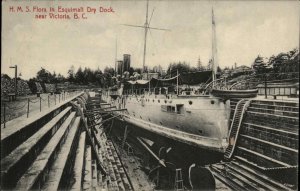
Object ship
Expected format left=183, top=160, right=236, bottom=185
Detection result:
left=102, top=1, right=258, bottom=153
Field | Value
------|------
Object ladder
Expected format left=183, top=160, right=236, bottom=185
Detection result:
left=224, top=99, right=250, bottom=160
left=175, top=168, right=184, bottom=191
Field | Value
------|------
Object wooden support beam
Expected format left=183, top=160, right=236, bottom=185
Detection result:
left=88, top=114, right=123, bottom=129
left=85, top=108, right=127, bottom=116
left=86, top=106, right=116, bottom=112
left=121, top=125, right=128, bottom=149
left=70, top=101, right=107, bottom=175
left=137, top=137, right=166, bottom=167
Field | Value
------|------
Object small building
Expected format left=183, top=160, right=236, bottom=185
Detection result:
left=233, top=65, right=252, bottom=74
left=257, top=82, right=299, bottom=97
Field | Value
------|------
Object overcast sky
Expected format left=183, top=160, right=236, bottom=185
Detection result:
left=2, top=0, right=299, bottom=79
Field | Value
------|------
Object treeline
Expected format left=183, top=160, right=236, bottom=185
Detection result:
left=27, top=66, right=116, bottom=88
left=166, top=61, right=221, bottom=77
left=252, top=48, right=299, bottom=74
left=2, top=47, right=298, bottom=92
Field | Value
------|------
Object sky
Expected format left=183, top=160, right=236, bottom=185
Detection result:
left=1, top=0, right=299, bottom=80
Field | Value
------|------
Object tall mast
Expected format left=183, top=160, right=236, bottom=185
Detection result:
left=142, top=0, right=149, bottom=74
left=122, top=0, right=169, bottom=76
left=211, top=7, right=218, bottom=87
left=176, top=69, right=179, bottom=95
left=115, top=37, right=118, bottom=77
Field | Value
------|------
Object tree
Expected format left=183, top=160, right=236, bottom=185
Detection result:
left=134, top=68, right=142, bottom=74
left=36, top=67, right=52, bottom=83
left=56, top=73, right=66, bottom=83
left=67, top=65, right=75, bottom=82
left=83, top=67, right=95, bottom=84
left=102, top=67, right=115, bottom=87
left=104, top=67, right=115, bottom=76
left=27, top=78, right=38, bottom=93
left=1, top=74, right=11, bottom=80
left=51, top=72, right=57, bottom=83
left=167, top=61, right=191, bottom=77
left=94, top=68, right=103, bottom=86
left=252, top=55, right=269, bottom=73
left=197, top=57, right=205, bottom=71
left=75, top=67, right=84, bottom=84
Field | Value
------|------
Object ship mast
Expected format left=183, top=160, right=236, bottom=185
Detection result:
left=122, top=0, right=170, bottom=75
left=115, top=37, right=118, bottom=77
left=143, top=0, right=149, bottom=74
left=211, top=7, right=218, bottom=88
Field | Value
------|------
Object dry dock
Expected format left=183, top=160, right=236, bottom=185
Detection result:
left=1, top=91, right=298, bottom=190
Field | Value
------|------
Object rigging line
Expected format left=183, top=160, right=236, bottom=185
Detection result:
left=40, top=97, right=47, bottom=101
left=148, top=29, right=158, bottom=58
left=148, top=7, right=155, bottom=27
left=136, top=31, right=144, bottom=70
left=121, top=24, right=170, bottom=31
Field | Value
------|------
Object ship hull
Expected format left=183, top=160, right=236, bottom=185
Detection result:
left=110, top=118, right=224, bottom=165
left=102, top=93, right=231, bottom=152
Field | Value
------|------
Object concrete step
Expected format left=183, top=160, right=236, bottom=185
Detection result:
left=247, top=107, right=298, bottom=117
left=229, top=161, right=291, bottom=191
left=242, top=122, right=298, bottom=150
left=245, top=111, right=298, bottom=130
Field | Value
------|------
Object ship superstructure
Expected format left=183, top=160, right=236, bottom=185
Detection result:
left=103, top=2, right=258, bottom=153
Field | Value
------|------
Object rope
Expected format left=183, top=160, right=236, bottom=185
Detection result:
left=29, top=99, right=39, bottom=103
left=5, top=102, right=27, bottom=110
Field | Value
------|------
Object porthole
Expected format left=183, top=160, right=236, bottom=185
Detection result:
left=189, top=101, right=193, bottom=105
left=160, top=122, right=163, bottom=125
left=211, top=100, right=215, bottom=104
left=153, top=99, right=154, bottom=102
left=164, top=100, right=167, bottom=103
left=148, top=118, right=151, bottom=121
left=158, top=100, right=160, bottom=103
left=140, top=116, right=142, bottom=119
left=198, top=130, right=203, bottom=134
